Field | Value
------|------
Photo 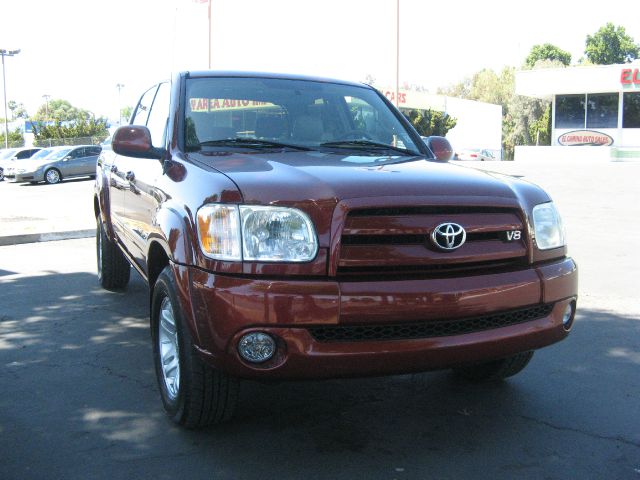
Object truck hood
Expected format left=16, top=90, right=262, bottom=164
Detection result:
left=191, top=150, right=519, bottom=204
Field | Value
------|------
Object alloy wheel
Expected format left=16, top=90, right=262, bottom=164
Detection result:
left=158, top=296, right=180, bottom=401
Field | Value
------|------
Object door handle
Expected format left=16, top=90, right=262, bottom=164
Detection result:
left=125, top=171, right=135, bottom=181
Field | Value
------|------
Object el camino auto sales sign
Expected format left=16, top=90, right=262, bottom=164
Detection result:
left=558, top=130, right=614, bottom=146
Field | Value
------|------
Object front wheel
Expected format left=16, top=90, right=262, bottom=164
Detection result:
left=453, top=351, right=534, bottom=382
left=151, top=266, right=239, bottom=428
left=45, top=168, right=62, bottom=184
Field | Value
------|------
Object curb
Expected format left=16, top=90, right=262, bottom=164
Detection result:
left=0, top=229, right=95, bottom=247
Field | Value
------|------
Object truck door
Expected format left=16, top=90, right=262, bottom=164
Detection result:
left=119, top=82, right=171, bottom=273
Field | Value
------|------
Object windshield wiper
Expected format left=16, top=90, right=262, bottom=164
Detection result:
left=320, top=140, right=418, bottom=156
left=197, top=138, right=311, bottom=151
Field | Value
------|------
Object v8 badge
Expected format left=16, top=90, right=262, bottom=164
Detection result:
left=506, top=230, right=522, bottom=241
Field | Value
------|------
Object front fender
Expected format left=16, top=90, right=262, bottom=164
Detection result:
left=150, top=205, right=195, bottom=266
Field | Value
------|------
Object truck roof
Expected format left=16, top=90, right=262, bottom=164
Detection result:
left=182, top=70, right=369, bottom=89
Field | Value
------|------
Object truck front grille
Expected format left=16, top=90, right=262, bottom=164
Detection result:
left=308, top=304, right=554, bottom=343
left=337, top=206, right=528, bottom=277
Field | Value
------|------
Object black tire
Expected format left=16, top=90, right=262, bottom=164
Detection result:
left=453, top=351, right=534, bottom=382
left=44, top=168, right=62, bottom=184
left=96, top=220, right=130, bottom=290
left=151, top=266, right=239, bottom=428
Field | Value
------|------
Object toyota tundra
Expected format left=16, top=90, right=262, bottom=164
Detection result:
left=94, top=71, right=578, bottom=428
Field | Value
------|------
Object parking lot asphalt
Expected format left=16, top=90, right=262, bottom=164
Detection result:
left=1, top=159, right=639, bottom=479
left=0, top=177, right=95, bottom=245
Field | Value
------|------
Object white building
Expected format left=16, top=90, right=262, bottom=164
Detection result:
left=516, top=62, right=640, bottom=161
left=377, top=87, right=503, bottom=158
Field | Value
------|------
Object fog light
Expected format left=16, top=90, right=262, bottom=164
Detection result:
left=562, top=301, right=576, bottom=330
left=238, top=332, right=276, bottom=363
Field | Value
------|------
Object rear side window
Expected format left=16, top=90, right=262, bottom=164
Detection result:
left=16, top=149, right=36, bottom=159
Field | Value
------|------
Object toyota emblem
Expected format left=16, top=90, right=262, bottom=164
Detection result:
left=430, top=222, right=466, bottom=251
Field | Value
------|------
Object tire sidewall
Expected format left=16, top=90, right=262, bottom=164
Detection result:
left=151, top=267, right=190, bottom=423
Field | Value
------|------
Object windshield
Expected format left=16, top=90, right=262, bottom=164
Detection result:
left=48, top=148, right=73, bottom=161
left=0, top=149, right=17, bottom=160
left=185, top=77, right=421, bottom=155
left=30, top=148, right=56, bottom=160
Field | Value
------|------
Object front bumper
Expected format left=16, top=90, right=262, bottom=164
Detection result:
left=8, top=171, right=42, bottom=183
left=175, top=257, right=578, bottom=379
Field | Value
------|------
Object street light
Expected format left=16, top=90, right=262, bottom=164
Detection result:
left=42, top=94, right=51, bottom=120
left=116, top=83, right=125, bottom=125
left=1, top=48, right=21, bottom=149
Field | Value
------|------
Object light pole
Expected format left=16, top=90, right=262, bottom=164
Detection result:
left=42, top=94, right=51, bottom=120
left=116, top=83, right=125, bottom=125
left=1, top=48, right=20, bottom=149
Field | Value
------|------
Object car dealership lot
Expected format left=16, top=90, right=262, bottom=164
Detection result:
left=0, top=159, right=639, bottom=479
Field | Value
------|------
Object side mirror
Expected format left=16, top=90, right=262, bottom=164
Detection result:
left=424, top=136, right=454, bottom=161
left=112, top=125, right=163, bottom=159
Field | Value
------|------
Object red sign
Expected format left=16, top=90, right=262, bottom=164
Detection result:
left=620, top=68, right=640, bottom=85
left=558, top=130, right=614, bottom=146
left=383, top=90, right=407, bottom=104
left=189, top=98, right=271, bottom=112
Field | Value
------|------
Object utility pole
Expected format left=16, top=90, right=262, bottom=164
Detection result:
left=1, top=48, right=21, bottom=149
left=42, top=94, right=51, bottom=120
left=395, top=0, right=400, bottom=108
left=208, top=0, right=212, bottom=69
left=116, top=83, right=125, bottom=125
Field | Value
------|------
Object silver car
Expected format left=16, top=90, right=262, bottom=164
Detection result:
left=456, top=148, right=496, bottom=161
left=6, top=145, right=101, bottom=184
left=0, top=147, right=41, bottom=181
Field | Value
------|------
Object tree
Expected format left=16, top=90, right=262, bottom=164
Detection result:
left=585, top=23, right=639, bottom=64
left=402, top=109, right=457, bottom=137
left=33, top=99, right=91, bottom=123
left=525, top=43, right=571, bottom=68
left=7, top=100, right=28, bottom=120
left=120, top=106, right=133, bottom=123
left=32, top=117, right=109, bottom=145
left=0, top=128, right=25, bottom=148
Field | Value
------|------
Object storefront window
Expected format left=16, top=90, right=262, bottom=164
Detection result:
left=555, top=94, right=585, bottom=128
left=623, top=92, right=640, bottom=128
left=586, top=93, right=618, bottom=128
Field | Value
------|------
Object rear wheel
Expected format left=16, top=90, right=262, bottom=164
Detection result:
left=453, top=351, right=534, bottom=382
left=151, top=266, right=239, bottom=428
left=96, top=219, right=130, bottom=290
left=45, top=168, right=62, bottom=184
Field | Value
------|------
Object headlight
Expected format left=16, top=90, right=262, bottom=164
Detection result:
left=197, top=204, right=318, bottom=262
left=240, top=206, right=317, bottom=262
left=532, top=202, right=565, bottom=250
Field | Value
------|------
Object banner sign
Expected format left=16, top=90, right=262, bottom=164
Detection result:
left=558, top=130, right=614, bottom=146
left=189, top=99, right=273, bottom=112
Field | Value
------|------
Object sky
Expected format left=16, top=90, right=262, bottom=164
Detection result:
left=2, top=0, right=639, bottom=121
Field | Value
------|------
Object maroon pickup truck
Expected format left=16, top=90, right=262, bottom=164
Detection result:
left=95, top=71, right=578, bottom=428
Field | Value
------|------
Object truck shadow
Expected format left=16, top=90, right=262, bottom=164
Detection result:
left=0, top=268, right=638, bottom=479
